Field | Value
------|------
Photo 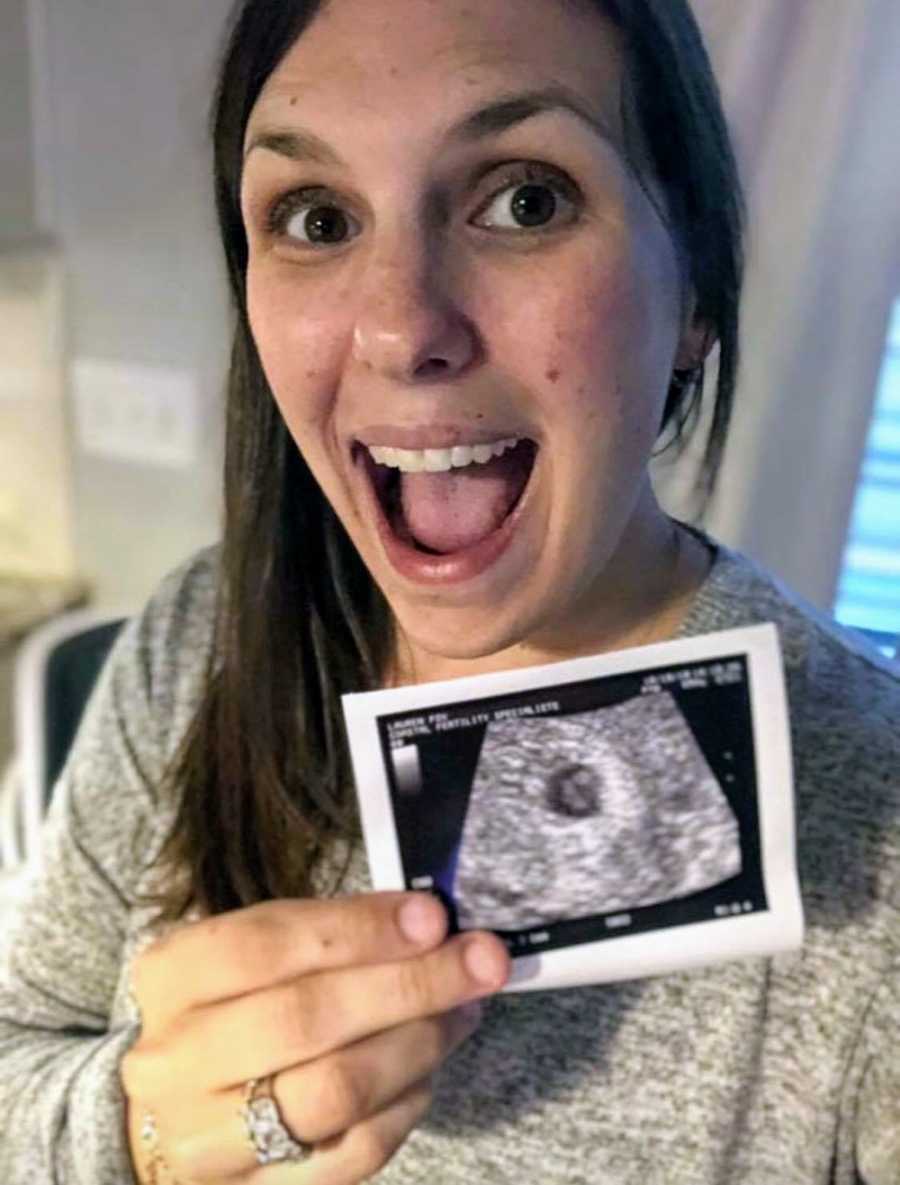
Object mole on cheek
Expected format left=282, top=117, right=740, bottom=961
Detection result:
left=546, top=369, right=561, bottom=384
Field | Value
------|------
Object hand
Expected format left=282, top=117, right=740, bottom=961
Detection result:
left=121, top=892, right=510, bottom=1183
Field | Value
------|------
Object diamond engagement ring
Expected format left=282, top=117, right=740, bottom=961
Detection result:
left=240, top=1075, right=313, bottom=1165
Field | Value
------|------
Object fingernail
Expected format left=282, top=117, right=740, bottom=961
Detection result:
left=398, top=896, right=443, bottom=945
left=463, top=938, right=505, bottom=988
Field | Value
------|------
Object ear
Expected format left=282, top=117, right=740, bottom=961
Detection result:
left=673, top=289, right=717, bottom=370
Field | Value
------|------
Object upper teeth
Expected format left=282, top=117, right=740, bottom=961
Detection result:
left=367, top=437, right=521, bottom=473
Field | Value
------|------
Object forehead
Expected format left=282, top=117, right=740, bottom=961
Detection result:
left=245, top=0, right=624, bottom=147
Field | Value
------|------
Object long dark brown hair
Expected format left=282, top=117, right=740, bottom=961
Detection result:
left=135, top=0, right=746, bottom=924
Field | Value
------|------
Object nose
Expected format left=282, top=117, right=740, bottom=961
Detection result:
left=350, top=228, right=480, bottom=384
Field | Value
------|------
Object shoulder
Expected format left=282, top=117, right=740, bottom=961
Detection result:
left=129, top=542, right=221, bottom=678
left=4, top=546, right=224, bottom=929
left=695, top=540, right=899, bottom=747
left=691, top=537, right=900, bottom=925
left=94, top=543, right=222, bottom=771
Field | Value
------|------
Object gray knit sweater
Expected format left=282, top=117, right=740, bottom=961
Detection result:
left=1, top=538, right=898, bottom=1184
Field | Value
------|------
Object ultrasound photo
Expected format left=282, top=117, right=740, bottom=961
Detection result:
left=345, top=624, right=802, bottom=988
left=453, top=692, right=742, bottom=931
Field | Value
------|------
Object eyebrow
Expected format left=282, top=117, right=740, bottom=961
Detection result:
left=243, top=85, right=618, bottom=166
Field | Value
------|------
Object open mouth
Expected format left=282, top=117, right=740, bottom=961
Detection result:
left=354, top=438, right=539, bottom=560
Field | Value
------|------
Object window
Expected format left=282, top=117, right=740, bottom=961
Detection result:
left=833, top=299, right=900, bottom=659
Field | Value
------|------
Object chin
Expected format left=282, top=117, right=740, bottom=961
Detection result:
left=385, top=589, right=559, bottom=671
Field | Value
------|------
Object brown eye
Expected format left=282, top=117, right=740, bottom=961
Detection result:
left=263, top=162, right=581, bottom=252
left=473, top=163, right=581, bottom=234
left=267, top=188, right=360, bottom=248
left=296, top=205, right=351, bottom=244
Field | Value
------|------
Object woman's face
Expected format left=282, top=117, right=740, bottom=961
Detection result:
left=241, top=0, right=706, bottom=669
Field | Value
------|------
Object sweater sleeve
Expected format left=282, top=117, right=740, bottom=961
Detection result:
left=855, top=958, right=900, bottom=1184
left=0, top=553, right=215, bottom=1184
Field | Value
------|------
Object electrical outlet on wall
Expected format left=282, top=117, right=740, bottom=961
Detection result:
left=72, top=359, right=200, bottom=468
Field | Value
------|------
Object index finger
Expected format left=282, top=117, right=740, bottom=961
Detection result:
left=133, top=892, right=448, bottom=1032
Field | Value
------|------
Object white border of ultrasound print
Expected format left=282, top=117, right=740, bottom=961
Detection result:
left=341, top=623, right=803, bottom=993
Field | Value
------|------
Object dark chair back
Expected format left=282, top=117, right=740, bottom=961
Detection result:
left=41, top=619, right=125, bottom=806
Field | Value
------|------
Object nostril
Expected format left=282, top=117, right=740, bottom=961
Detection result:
left=416, top=357, right=450, bottom=377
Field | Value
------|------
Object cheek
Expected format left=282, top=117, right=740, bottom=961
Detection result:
left=534, top=228, right=681, bottom=439
left=533, top=262, right=642, bottom=440
left=527, top=236, right=637, bottom=375
left=245, top=262, right=346, bottom=430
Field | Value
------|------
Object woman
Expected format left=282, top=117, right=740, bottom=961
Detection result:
left=1, top=0, right=897, bottom=1182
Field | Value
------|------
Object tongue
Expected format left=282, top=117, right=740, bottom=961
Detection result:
left=400, top=447, right=532, bottom=554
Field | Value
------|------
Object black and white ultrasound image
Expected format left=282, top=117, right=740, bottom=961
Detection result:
left=454, top=693, right=741, bottom=930
left=383, top=659, right=767, bottom=954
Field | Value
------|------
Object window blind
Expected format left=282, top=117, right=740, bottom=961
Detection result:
left=833, top=299, right=900, bottom=659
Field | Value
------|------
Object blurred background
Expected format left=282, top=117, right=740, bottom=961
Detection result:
left=1, top=0, right=899, bottom=779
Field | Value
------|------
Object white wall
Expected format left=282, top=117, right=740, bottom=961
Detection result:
left=31, top=0, right=235, bottom=609
left=685, top=0, right=900, bottom=611
left=0, top=2, right=77, bottom=581
left=0, top=0, right=36, bottom=239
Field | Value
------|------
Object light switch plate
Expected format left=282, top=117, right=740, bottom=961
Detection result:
left=72, top=358, right=200, bottom=468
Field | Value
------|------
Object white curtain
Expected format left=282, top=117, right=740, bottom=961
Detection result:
left=654, top=0, right=900, bottom=611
